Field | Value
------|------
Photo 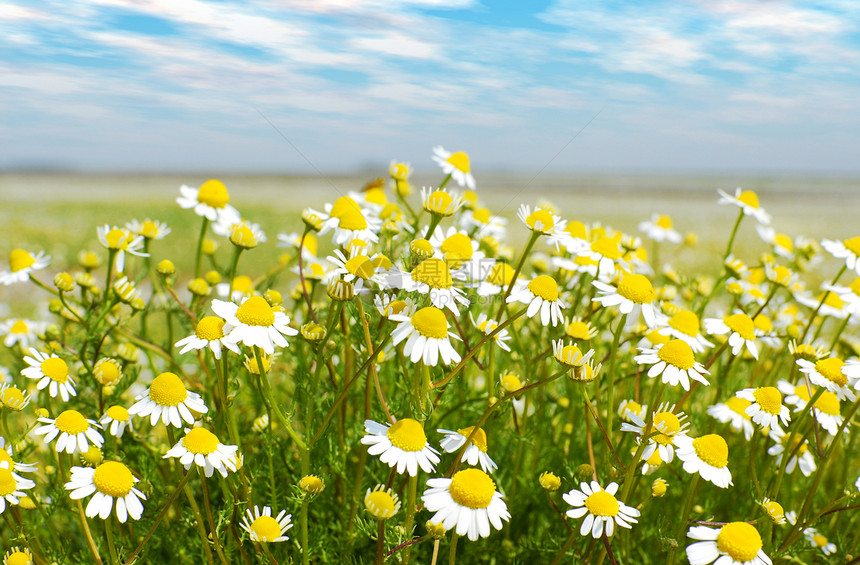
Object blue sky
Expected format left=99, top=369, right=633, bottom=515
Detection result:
left=2, top=0, right=860, bottom=174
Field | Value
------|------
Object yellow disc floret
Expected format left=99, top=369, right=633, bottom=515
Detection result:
left=617, top=274, right=655, bottom=304
left=0, top=468, right=17, bottom=496
left=486, top=263, right=514, bottom=287
left=584, top=490, right=620, bottom=517
left=148, top=372, right=188, bottom=407
left=716, top=522, right=762, bottom=562
left=724, top=313, right=756, bottom=341
left=410, top=307, right=448, bottom=339
left=456, top=426, right=488, bottom=452
left=196, top=316, right=226, bottom=341
left=236, top=296, right=275, bottom=327
left=448, top=468, right=495, bottom=509
left=41, top=357, right=69, bottom=383
left=726, top=397, right=752, bottom=418
left=105, top=405, right=130, bottom=422
left=344, top=255, right=375, bottom=280
left=9, top=249, right=35, bottom=272
left=528, top=275, right=559, bottom=301
left=526, top=209, right=554, bottom=232
left=386, top=418, right=427, bottom=452
left=54, top=410, right=89, bottom=434
left=446, top=152, right=470, bottom=173
left=411, top=258, right=453, bottom=289
left=842, top=236, right=860, bottom=256
left=814, top=391, right=840, bottom=415
left=658, top=340, right=695, bottom=370
left=591, top=237, right=622, bottom=260
left=753, top=387, right=783, bottom=415
left=93, top=461, right=134, bottom=497
left=250, top=516, right=282, bottom=541
left=814, top=358, right=847, bottom=387
left=197, top=180, right=230, bottom=208
left=365, top=487, right=400, bottom=519
left=737, top=190, right=760, bottom=209
left=182, top=427, right=220, bottom=455
left=652, top=412, right=681, bottom=445
left=692, top=434, right=729, bottom=468
left=329, top=196, right=368, bottom=230
left=668, top=310, right=700, bottom=337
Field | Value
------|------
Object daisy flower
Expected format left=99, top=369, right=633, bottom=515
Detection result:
left=0, top=318, right=45, bottom=349
left=563, top=481, right=640, bottom=538
left=460, top=206, right=507, bottom=240
left=32, top=410, right=104, bottom=454
left=175, top=316, right=239, bottom=360
left=675, top=433, right=733, bottom=488
left=0, top=249, right=50, bottom=286
left=767, top=427, right=815, bottom=476
left=552, top=340, right=596, bottom=369
left=0, top=384, right=30, bottom=412
left=326, top=248, right=381, bottom=294
left=821, top=236, right=860, bottom=276
left=93, top=358, right=122, bottom=387
left=20, top=348, right=76, bottom=402
left=2, top=547, right=33, bottom=564
left=516, top=204, right=569, bottom=250
left=576, top=236, right=630, bottom=278
left=634, top=340, right=710, bottom=391
left=469, top=313, right=511, bottom=352
left=593, top=274, right=659, bottom=327
left=164, top=427, right=239, bottom=478
left=707, top=397, right=754, bottom=440
left=618, top=399, right=647, bottom=423
left=717, top=188, right=771, bottom=225
left=126, top=218, right=171, bottom=241
left=621, top=405, right=690, bottom=464
left=757, top=225, right=795, bottom=260
left=384, top=258, right=470, bottom=315
left=656, top=310, right=712, bottom=353
left=99, top=405, right=133, bottom=438
left=212, top=296, right=299, bottom=355
left=310, top=196, right=382, bottom=245
left=506, top=275, right=567, bottom=327
left=0, top=438, right=37, bottom=480
left=177, top=179, right=241, bottom=223
left=364, top=485, right=401, bottom=520
left=432, top=146, right=475, bottom=190
left=735, top=387, right=790, bottom=432
left=639, top=214, right=682, bottom=243
left=373, top=294, right=413, bottom=319
left=390, top=306, right=462, bottom=366
left=422, top=187, right=465, bottom=218
left=822, top=277, right=860, bottom=317
left=422, top=468, right=510, bottom=541
left=761, top=497, right=786, bottom=525
left=0, top=465, right=35, bottom=514
left=437, top=426, right=498, bottom=473
left=475, top=262, right=516, bottom=297
left=65, top=461, right=145, bottom=522
left=686, top=522, right=771, bottom=565
left=128, top=372, right=208, bottom=428
left=240, top=505, right=293, bottom=542
left=796, top=357, right=858, bottom=401
left=429, top=226, right=487, bottom=276
left=704, top=313, right=760, bottom=359
left=804, top=528, right=837, bottom=555
left=97, top=225, right=149, bottom=272
left=361, top=418, right=440, bottom=476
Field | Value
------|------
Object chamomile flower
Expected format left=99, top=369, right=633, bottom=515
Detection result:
left=621, top=405, right=690, bottom=464
left=475, top=263, right=516, bottom=297
left=422, top=468, right=510, bottom=541
left=563, top=481, right=640, bottom=538
left=704, top=313, right=760, bottom=359
left=656, top=310, right=713, bottom=352
left=718, top=188, right=771, bottom=225
left=432, top=146, right=475, bottom=189
left=735, top=387, right=790, bottom=432
left=593, top=274, right=659, bottom=327
left=164, top=427, right=239, bottom=477
left=686, top=522, right=771, bottom=565
left=326, top=248, right=380, bottom=294
left=618, top=399, right=647, bottom=423
left=469, top=313, right=511, bottom=352
left=707, top=397, right=754, bottom=440
left=552, top=340, right=595, bottom=369
left=361, top=418, right=440, bottom=476
left=674, top=434, right=733, bottom=488
left=516, top=204, right=566, bottom=242
left=0, top=249, right=50, bottom=286
left=383, top=258, right=470, bottom=315
left=177, top=180, right=241, bottom=224
left=390, top=306, right=462, bottom=366
left=20, top=349, right=76, bottom=402
left=99, top=406, right=133, bottom=438
left=240, top=505, right=293, bottom=542
left=374, top=294, right=413, bottom=319
left=576, top=236, right=630, bottom=278
left=126, top=219, right=170, bottom=241
left=767, top=427, right=815, bottom=476
left=0, top=465, right=35, bottom=514
left=128, top=372, right=208, bottom=428
left=507, top=274, right=566, bottom=327
left=437, top=426, right=498, bottom=473
left=65, top=461, right=145, bottom=522
left=639, top=214, right=682, bottom=243
left=0, top=384, right=29, bottom=412
left=761, top=498, right=786, bottom=525
left=32, top=410, right=104, bottom=454
left=0, top=319, right=45, bottom=349
left=429, top=226, right=487, bottom=276
left=796, top=357, right=858, bottom=401
left=311, top=196, right=382, bottom=245
left=97, top=225, right=148, bottom=272
left=634, top=340, right=709, bottom=391
left=364, top=485, right=401, bottom=520
left=822, top=277, right=860, bottom=316
left=0, top=438, right=37, bottom=480
left=821, top=236, right=860, bottom=276
left=212, top=296, right=299, bottom=355
left=804, top=528, right=836, bottom=555
left=2, top=547, right=33, bottom=565
left=422, top=187, right=465, bottom=218
left=175, top=316, right=239, bottom=359
left=277, top=231, right=318, bottom=262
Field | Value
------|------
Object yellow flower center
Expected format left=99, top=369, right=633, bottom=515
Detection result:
left=446, top=151, right=470, bottom=173
left=526, top=209, right=554, bottom=232
left=793, top=385, right=812, bottom=402
left=822, top=291, right=845, bottom=310
left=784, top=434, right=808, bottom=455
left=774, top=233, right=793, bottom=251
left=411, top=258, right=453, bottom=289
left=814, top=358, right=847, bottom=386
left=848, top=277, right=860, bottom=297
left=330, top=196, right=368, bottom=230
left=558, top=344, right=584, bottom=365
left=366, top=489, right=398, bottom=519
left=54, top=410, right=89, bottom=434
left=0, top=386, right=25, bottom=407
left=716, top=522, right=762, bottom=562
left=386, top=418, right=427, bottom=452
left=410, top=306, right=449, bottom=339
left=344, top=255, right=375, bottom=280
left=456, top=426, right=488, bottom=452
left=539, top=472, right=561, bottom=491
left=622, top=400, right=642, bottom=415
left=763, top=499, right=784, bottom=522
left=584, top=490, right=620, bottom=517
left=812, top=533, right=828, bottom=547
left=617, top=274, right=655, bottom=304
left=300, top=475, right=325, bottom=493
left=754, top=314, right=773, bottom=333
left=652, top=412, right=681, bottom=445
left=105, top=405, right=130, bottom=422
left=814, top=391, right=840, bottom=415
left=843, top=236, right=860, bottom=256
left=104, top=228, right=127, bottom=249
left=644, top=448, right=663, bottom=465
left=658, top=340, right=695, bottom=370
left=655, top=215, right=673, bottom=229
left=565, top=321, right=592, bottom=340
left=390, top=162, right=409, bottom=181
left=753, top=387, right=783, bottom=415
left=10, top=320, right=28, bottom=334
left=93, top=461, right=134, bottom=498
left=486, top=263, right=514, bottom=287
left=500, top=373, right=522, bottom=392
left=591, top=237, right=622, bottom=260
left=426, top=190, right=457, bottom=216
left=0, top=468, right=17, bottom=496
left=230, top=223, right=258, bottom=248
left=692, top=434, right=728, bottom=468
left=449, top=468, right=495, bottom=509
left=236, top=296, right=275, bottom=327
left=724, top=313, right=756, bottom=341
left=9, top=249, right=36, bottom=272
left=197, top=180, right=230, bottom=208
left=182, top=427, right=220, bottom=455
left=5, top=550, right=30, bottom=565
left=528, top=275, right=559, bottom=301
left=95, top=359, right=121, bottom=386
left=138, top=220, right=158, bottom=238
left=737, top=190, right=760, bottom=209
left=196, top=316, right=226, bottom=341
left=441, top=233, right=473, bottom=262
left=668, top=311, right=700, bottom=337
left=148, top=372, right=189, bottom=407
left=472, top=207, right=491, bottom=223
left=726, top=397, right=752, bottom=418
left=41, top=357, right=69, bottom=383
left=250, top=516, right=282, bottom=541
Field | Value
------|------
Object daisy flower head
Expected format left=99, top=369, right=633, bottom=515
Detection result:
left=164, top=427, right=239, bottom=477
left=429, top=226, right=486, bottom=273
left=437, top=426, right=498, bottom=473
left=223, top=220, right=266, bottom=249
left=469, top=313, right=511, bottom=352
left=99, top=405, right=133, bottom=438
left=326, top=248, right=381, bottom=294
left=704, top=312, right=760, bottom=359
left=374, top=293, right=414, bottom=319
left=361, top=418, right=440, bottom=476
left=506, top=274, right=567, bottom=327
left=757, top=225, right=795, bottom=260
left=618, top=399, right=647, bottom=423
left=516, top=204, right=564, bottom=237
left=0, top=464, right=35, bottom=514
left=240, top=505, right=293, bottom=542
left=634, top=339, right=710, bottom=391
left=475, top=262, right=516, bottom=297
left=552, top=340, right=596, bottom=369
left=821, top=236, right=860, bottom=275
left=32, top=410, right=104, bottom=454
left=657, top=309, right=713, bottom=352
left=96, top=225, right=148, bottom=272
left=718, top=187, right=771, bottom=225
left=761, top=497, right=786, bottom=525
left=766, top=427, right=815, bottom=476
left=21, top=348, right=76, bottom=402
left=175, top=315, right=239, bottom=359
left=177, top=179, right=241, bottom=223
left=0, top=384, right=31, bottom=412
left=707, top=397, right=754, bottom=440
left=432, top=146, right=475, bottom=190
left=593, top=273, right=659, bottom=327
left=422, top=467, right=510, bottom=541
left=539, top=472, right=562, bottom=492
left=735, top=387, right=790, bottom=432
left=2, top=547, right=33, bottom=565
left=93, top=358, right=122, bottom=387
left=621, top=404, right=690, bottom=464
left=563, top=481, right=640, bottom=539
left=675, top=433, right=733, bottom=488
left=299, top=475, right=325, bottom=495
left=126, top=218, right=170, bottom=241
left=65, top=461, right=145, bottom=522
left=460, top=206, right=507, bottom=240
left=796, top=357, right=857, bottom=401
left=686, top=522, right=771, bottom=565
left=364, top=485, right=401, bottom=520
left=389, top=160, right=411, bottom=182
left=422, top=186, right=464, bottom=217
left=389, top=306, right=462, bottom=366
left=311, top=196, right=382, bottom=245
left=577, top=236, right=630, bottom=278
left=804, top=528, right=836, bottom=555
left=128, top=372, right=208, bottom=428
left=0, top=318, right=46, bottom=350
left=211, top=296, right=299, bottom=355
left=639, top=214, right=682, bottom=244
left=0, top=249, right=50, bottom=286
left=385, top=257, right=470, bottom=315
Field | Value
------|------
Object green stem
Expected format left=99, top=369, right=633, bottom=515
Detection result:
left=194, top=217, right=210, bottom=279
left=448, top=532, right=458, bottom=565
left=105, top=517, right=119, bottom=565
left=666, top=475, right=699, bottom=565
left=604, top=312, right=628, bottom=438
left=374, top=520, right=386, bottom=565
left=722, top=208, right=744, bottom=263
left=198, top=469, right=229, bottom=565
left=402, top=474, right=419, bottom=565
left=254, top=346, right=308, bottom=451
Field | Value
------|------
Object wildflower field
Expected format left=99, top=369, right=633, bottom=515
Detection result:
left=0, top=153, right=859, bottom=565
